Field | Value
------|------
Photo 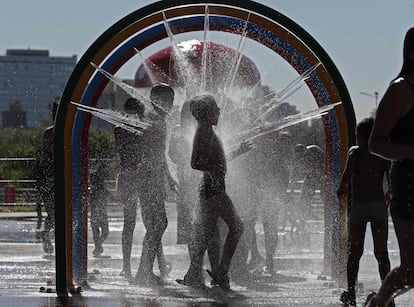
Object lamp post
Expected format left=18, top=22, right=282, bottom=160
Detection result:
left=359, top=91, right=379, bottom=108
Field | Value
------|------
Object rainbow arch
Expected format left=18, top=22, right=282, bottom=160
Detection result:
left=54, top=0, right=355, bottom=294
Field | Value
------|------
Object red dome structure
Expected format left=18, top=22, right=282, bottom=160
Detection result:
left=134, top=40, right=261, bottom=89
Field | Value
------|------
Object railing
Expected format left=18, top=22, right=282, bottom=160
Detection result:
left=0, top=157, right=119, bottom=206
left=0, top=157, right=37, bottom=206
left=0, top=180, right=37, bottom=206
left=0, top=158, right=324, bottom=216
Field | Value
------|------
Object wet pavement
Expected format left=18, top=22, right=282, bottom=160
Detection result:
left=0, top=205, right=413, bottom=306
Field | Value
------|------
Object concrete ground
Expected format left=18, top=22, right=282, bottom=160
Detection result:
left=0, top=205, right=413, bottom=307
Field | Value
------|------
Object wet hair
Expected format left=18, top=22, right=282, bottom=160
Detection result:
left=124, top=98, right=145, bottom=117
left=356, top=117, right=374, bottom=139
left=150, top=83, right=175, bottom=113
left=397, top=27, right=414, bottom=78
left=189, top=94, right=218, bottom=121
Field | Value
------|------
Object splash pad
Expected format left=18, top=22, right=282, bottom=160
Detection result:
left=54, top=0, right=355, bottom=295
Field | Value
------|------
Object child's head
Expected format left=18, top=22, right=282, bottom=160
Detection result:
left=403, top=27, right=414, bottom=69
left=49, top=101, right=59, bottom=121
left=124, top=97, right=145, bottom=119
left=189, top=94, right=220, bottom=125
left=150, top=83, right=174, bottom=114
left=356, top=117, right=374, bottom=145
left=397, top=27, right=414, bottom=78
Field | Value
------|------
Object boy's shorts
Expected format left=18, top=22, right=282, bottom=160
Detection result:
left=349, top=200, right=388, bottom=225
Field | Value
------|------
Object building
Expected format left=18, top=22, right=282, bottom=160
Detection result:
left=0, top=49, right=76, bottom=128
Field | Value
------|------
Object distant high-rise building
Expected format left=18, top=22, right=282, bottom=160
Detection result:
left=0, top=49, right=76, bottom=128
left=2, top=101, right=27, bottom=128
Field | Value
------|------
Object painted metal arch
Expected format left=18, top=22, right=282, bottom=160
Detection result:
left=55, top=0, right=355, bottom=293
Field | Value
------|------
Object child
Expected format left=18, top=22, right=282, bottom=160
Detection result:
left=168, top=99, right=198, bottom=245
left=337, top=117, right=391, bottom=306
left=115, top=97, right=146, bottom=279
left=169, top=100, right=221, bottom=284
left=89, top=161, right=110, bottom=257
left=365, top=27, right=414, bottom=307
left=38, top=101, right=58, bottom=254
left=134, top=83, right=177, bottom=286
left=179, top=94, right=250, bottom=290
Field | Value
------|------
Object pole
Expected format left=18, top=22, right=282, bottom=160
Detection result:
left=374, top=91, right=379, bottom=108
left=359, top=91, right=379, bottom=110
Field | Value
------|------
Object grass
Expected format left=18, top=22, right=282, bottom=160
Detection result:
left=0, top=204, right=124, bottom=213
left=0, top=205, right=38, bottom=212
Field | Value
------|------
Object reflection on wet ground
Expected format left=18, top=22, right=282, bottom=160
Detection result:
left=0, top=208, right=413, bottom=306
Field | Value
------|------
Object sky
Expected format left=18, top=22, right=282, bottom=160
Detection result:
left=2, top=0, right=414, bottom=122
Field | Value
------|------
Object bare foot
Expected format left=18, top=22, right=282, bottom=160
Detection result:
left=132, top=273, right=161, bottom=287
left=160, top=261, right=172, bottom=279
left=176, top=275, right=206, bottom=290
left=206, top=269, right=230, bottom=291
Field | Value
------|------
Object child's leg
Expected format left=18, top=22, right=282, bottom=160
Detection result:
left=96, top=205, right=109, bottom=246
left=229, top=224, right=250, bottom=278
left=262, top=206, right=278, bottom=274
left=91, top=220, right=100, bottom=247
left=121, top=199, right=137, bottom=277
left=136, top=193, right=167, bottom=283
left=300, top=175, right=315, bottom=217
left=207, top=224, right=221, bottom=274
left=157, top=245, right=165, bottom=268
left=44, top=193, right=55, bottom=233
left=249, top=230, right=264, bottom=265
left=367, top=216, right=414, bottom=306
left=245, top=215, right=264, bottom=267
left=157, top=243, right=172, bottom=278
left=176, top=186, right=194, bottom=244
left=185, top=202, right=216, bottom=282
left=370, top=221, right=391, bottom=281
left=90, top=211, right=103, bottom=256
left=101, top=216, right=109, bottom=244
left=39, top=188, right=54, bottom=254
left=35, top=192, right=43, bottom=230
left=216, top=193, right=244, bottom=274
left=347, top=222, right=367, bottom=291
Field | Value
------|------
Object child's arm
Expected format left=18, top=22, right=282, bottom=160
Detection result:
left=384, top=160, right=391, bottom=205
left=164, top=161, right=178, bottom=192
left=227, top=140, right=253, bottom=162
left=39, top=128, right=53, bottom=169
left=337, top=147, right=357, bottom=199
left=191, top=127, right=212, bottom=172
left=168, top=125, right=182, bottom=165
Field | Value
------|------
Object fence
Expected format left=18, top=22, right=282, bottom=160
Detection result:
left=0, top=158, right=119, bottom=206
left=0, top=158, right=37, bottom=206
left=0, top=158, right=324, bottom=219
